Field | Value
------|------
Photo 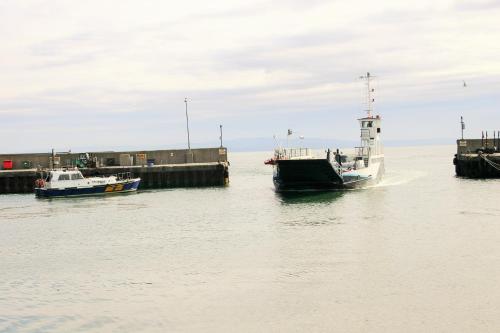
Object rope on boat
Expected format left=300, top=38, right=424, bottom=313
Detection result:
left=480, top=154, right=500, bottom=171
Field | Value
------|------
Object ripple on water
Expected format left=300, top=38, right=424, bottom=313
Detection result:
left=2, top=148, right=500, bottom=332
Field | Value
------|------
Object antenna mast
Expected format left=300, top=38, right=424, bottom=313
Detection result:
left=360, top=72, right=375, bottom=117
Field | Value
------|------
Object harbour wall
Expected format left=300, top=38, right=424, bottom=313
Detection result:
left=0, top=148, right=229, bottom=194
left=0, top=147, right=227, bottom=170
left=456, top=139, right=500, bottom=154
left=454, top=139, right=500, bottom=178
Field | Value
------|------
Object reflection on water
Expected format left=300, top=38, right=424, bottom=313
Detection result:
left=278, top=213, right=344, bottom=227
left=276, top=190, right=344, bottom=205
left=2, top=146, right=500, bottom=332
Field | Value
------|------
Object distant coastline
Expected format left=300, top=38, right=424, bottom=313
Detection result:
left=0, top=138, right=456, bottom=154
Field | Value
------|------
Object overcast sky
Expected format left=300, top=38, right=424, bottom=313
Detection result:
left=1, top=0, right=500, bottom=152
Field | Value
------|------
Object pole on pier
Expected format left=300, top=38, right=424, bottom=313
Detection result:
left=460, top=116, right=465, bottom=139
left=184, top=98, right=191, bottom=150
left=219, top=125, right=223, bottom=148
left=51, top=148, right=55, bottom=169
left=286, top=129, right=292, bottom=148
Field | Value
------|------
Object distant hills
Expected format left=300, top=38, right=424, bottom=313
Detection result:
left=218, top=137, right=455, bottom=152
left=1, top=137, right=455, bottom=155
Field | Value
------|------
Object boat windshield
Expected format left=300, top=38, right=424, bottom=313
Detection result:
left=71, top=173, right=84, bottom=180
left=46, top=171, right=85, bottom=181
left=58, top=174, right=70, bottom=181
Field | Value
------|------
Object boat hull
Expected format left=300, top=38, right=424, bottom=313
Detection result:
left=273, top=159, right=344, bottom=192
left=35, top=178, right=141, bottom=198
left=342, top=158, right=385, bottom=189
left=273, top=158, right=384, bottom=192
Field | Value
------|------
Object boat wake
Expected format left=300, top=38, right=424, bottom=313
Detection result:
left=367, top=170, right=426, bottom=188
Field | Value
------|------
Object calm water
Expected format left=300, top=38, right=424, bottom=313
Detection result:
left=1, top=145, right=500, bottom=332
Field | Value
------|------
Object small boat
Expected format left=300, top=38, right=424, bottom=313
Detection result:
left=269, top=72, right=384, bottom=192
left=34, top=168, right=141, bottom=198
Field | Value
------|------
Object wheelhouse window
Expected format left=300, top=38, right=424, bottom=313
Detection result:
left=58, top=174, right=70, bottom=181
left=71, top=173, right=83, bottom=180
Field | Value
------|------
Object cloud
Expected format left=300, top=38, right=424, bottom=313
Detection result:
left=453, top=0, right=500, bottom=11
left=0, top=0, right=499, bottom=151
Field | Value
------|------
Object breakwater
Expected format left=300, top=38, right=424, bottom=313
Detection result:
left=454, top=139, right=500, bottom=177
left=0, top=148, right=229, bottom=194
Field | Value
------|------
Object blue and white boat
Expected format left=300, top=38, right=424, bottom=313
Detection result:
left=34, top=168, right=141, bottom=198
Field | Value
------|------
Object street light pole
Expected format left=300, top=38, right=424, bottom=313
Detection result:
left=184, top=98, right=191, bottom=150
left=461, top=116, right=465, bottom=140
left=219, top=125, right=223, bottom=147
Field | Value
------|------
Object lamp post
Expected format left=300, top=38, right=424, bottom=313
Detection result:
left=461, top=116, right=465, bottom=140
left=184, top=98, right=191, bottom=150
left=219, top=125, right=223, bottom=147
left=286, top=129, right=292, bottom=147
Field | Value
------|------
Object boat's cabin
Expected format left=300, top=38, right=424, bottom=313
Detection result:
left=45, top=169, right=84, bottom=183
left=358, top=115, right=383, bottom=156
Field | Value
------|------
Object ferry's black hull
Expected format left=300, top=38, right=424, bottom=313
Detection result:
left=273, top=159, right=346, bottom=192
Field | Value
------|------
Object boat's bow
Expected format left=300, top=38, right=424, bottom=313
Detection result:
left=273, top=158, right=344, bottom=192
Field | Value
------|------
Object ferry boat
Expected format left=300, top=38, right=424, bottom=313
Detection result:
left=34, top=168, right=141, bottom=198
left=270, top=72, right=385, bottom=192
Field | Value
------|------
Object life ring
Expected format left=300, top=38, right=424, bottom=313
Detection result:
left=35, top=179, right=45, bottom=188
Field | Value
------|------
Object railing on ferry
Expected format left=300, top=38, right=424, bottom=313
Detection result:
left=355, top=146, right=371, bottom=158
left=274, top=148, right=313, bottom=159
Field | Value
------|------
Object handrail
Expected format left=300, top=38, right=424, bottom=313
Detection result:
left=355, top=146, right=371, bottom=157
left=274, top=148, right=313, bottom=159
left=116, top=172, right=133, bottom=180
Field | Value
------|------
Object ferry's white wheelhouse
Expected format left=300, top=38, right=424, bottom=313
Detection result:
left=339, top=72, right=384, bottom=183
left=357, top=115, right=383, bottom=164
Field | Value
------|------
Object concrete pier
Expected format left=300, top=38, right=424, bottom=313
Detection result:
left=0, top=148, right=229, bottom=194
left=454, top=139, right=500, bottom=177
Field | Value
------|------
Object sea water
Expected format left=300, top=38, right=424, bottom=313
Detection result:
left=1, top=145, right=500, bottom=332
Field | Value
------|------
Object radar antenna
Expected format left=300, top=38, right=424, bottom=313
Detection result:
left=359, top=72, right=375, bottom=117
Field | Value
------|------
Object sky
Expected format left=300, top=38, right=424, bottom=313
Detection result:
left=1, top=0, right=500, bottom=152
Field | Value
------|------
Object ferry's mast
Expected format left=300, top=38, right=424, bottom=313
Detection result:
left=360, top=72, right=374, bottom=117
